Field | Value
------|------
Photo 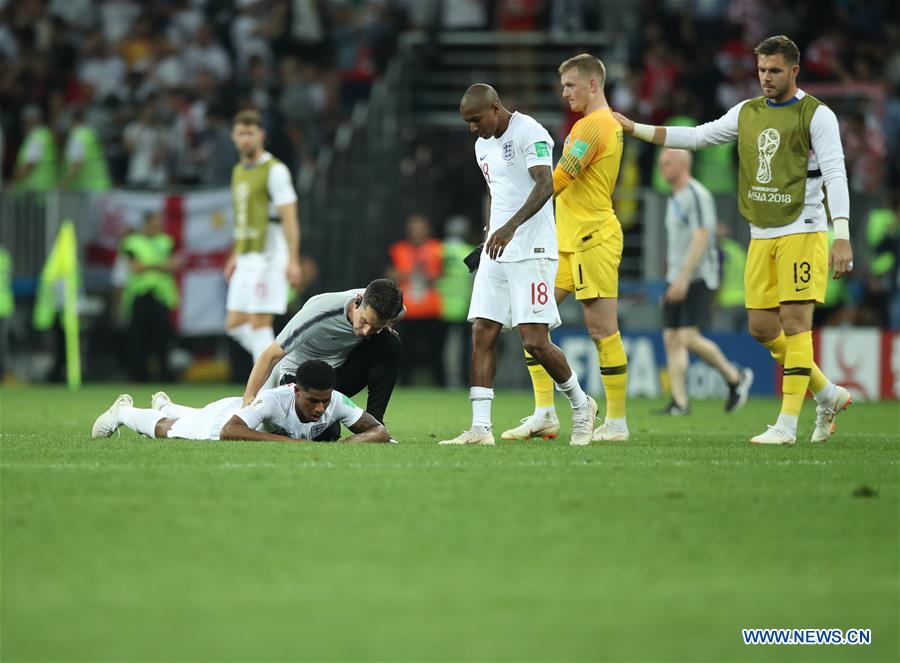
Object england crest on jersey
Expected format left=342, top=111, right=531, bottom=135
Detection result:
left=502, top=140, right=515, bottom=161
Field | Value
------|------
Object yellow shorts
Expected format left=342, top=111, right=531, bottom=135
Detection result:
left=555, top=225, right=622, bottom=300
left=744, top=232, right=827, bottom=309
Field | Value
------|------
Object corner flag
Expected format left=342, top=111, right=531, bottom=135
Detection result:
left=32, top=219, right=81, bottom=389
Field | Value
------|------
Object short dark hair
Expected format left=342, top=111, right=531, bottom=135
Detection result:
left=295, top=360, right=336, bottom=391
left=233, top=109, right=263, bottom=128
left=362, top=278, right=404, bottom=321
left=754, top=35, right=800, bottom=66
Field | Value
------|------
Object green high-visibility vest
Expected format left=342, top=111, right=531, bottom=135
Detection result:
left=120, top=233, right=179, bottom=320
left=65, top=126, right=110, bottom=192
left=695, top=142, right=737, bottom=194
left=0, top=247, right=14, bottom=318
left=717, top=238, right=746, bottom=308
left=437, top=241, right=475, bottom=321
left=232, top=158, right=279, bottom=254
left=15, top=126, right=58, bottom=192
left=737, top=95, right=822, bottom=227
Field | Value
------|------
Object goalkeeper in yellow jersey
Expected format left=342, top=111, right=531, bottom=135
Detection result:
left=501, top=54, right=629, bottom=443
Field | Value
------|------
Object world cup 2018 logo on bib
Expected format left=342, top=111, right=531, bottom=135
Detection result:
left=756, top=128, right=780, bottom=184
left=502, top=140, right=515, bottom=161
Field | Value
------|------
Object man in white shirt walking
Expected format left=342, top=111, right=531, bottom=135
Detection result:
left=440, top=84, right=597, bottom=446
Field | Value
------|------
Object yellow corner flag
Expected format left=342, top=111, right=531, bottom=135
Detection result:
left=32, top=219, right=81, bottom=389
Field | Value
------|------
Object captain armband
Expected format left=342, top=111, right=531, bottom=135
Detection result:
left=832, top=217, right=850, bottom=241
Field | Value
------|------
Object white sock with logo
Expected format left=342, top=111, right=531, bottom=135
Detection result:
left=470, top=387, right=494, bottom=431
left=775, top=413, right=798, bottom=436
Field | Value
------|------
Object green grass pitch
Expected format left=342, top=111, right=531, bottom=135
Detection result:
left=1, top=384, right=897, bottom=662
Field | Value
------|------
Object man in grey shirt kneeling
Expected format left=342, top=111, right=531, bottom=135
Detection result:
left=242, top=278, right=405, bottom=439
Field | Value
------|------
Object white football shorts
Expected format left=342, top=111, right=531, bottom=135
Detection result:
left=166, top=397, right=243, bottom=440
left=226, top=223, right=289, bottom=314
left=467, top=257, right=561, bottom=330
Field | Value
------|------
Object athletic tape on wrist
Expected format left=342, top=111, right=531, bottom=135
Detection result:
left=632, top=123, right=656, bottom=142
left=833, top=217, right=850, bottom=241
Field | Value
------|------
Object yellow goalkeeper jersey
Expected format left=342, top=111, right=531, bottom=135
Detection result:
left=553, top=108, right=623, bottom=252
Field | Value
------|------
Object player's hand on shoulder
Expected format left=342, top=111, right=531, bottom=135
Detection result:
left=611, top=111, right=634, bottom=134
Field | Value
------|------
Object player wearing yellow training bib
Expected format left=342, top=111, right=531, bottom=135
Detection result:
left=500, top=54, right=630, bottom=444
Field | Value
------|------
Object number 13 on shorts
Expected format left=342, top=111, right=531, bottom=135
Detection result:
left=531, top=281, right=549, bottom=306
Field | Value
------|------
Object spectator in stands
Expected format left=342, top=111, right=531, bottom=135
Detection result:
left=123, top=96, right=170, bottom=187
left=119, top=210, right=180, bottom=382
left=860, top=200, right=899, bottom=328
left=183, top=22, right=231, bottom=84
left=388, top=213, right=445, bottom=386
left=12, top=105, right=57, bottom=193
left=61, top=108, right=110, bottom=192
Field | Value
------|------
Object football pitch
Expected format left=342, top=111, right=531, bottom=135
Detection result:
left=1, top=385, right=897, bottom=662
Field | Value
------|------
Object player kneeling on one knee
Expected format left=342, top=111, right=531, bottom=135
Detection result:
left=91, top=360, right=391, bottom=443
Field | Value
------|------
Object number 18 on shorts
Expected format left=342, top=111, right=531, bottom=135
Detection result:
left=467, top=257, right=561, bottom=330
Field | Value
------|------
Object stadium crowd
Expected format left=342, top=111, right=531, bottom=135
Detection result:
left=0, top=0, right=897, bottom=386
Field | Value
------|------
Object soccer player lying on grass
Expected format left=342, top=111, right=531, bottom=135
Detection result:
left=91, top=360, right=391, bottom=443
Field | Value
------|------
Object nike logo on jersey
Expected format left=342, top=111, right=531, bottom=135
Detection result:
left=795, top=286, right=809, bottom=292
left=479, top=154, right=487, bottom=161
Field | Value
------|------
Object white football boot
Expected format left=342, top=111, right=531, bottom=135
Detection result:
left=150, top=391, right=171, bottom=411
left=592, top=419, right=629, bottom=442
left=811, top=385, right=852, bottom=443
left=438, top=429, right=496, bottom=446
left=569, top=396, right=598, bottom=446
left=91, top=394, right=133, bottom=438
left=750, top=425, right=796, bottom=445
left=500, top=412, right=561, bottom=440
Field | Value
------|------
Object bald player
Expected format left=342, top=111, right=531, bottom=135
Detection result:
left=502, top=54, right=630, bottom=443
left=440, top=84, right=598, bottom=446
left=656, top=148, right=754, bottom=415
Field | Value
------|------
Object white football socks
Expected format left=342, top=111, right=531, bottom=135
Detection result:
left=226, top=322, right=254, bottom=354
left=247, top=326, right=275, bottom=362
left=775, top=413, right=799, bottom=436
left=470, top=386, right=494, bottom=431
left=814, top=382, right=837, bottom=405
left=119, top=407, right=165, bottom=437
left=160, top=402, right=198, bottom=419
left=556, top=372, right=588, bottom=411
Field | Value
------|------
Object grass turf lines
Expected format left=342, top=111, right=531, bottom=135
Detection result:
left=1, top=384, right=897, bottom=662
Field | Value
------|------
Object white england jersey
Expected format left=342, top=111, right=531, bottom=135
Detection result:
left=663, top=89, right=849, bottom=240
left=167, top=385, right=364, bottom=440
left=475, top=112, right=558, bottom=262
left=236, top=384, right=364, bottom=440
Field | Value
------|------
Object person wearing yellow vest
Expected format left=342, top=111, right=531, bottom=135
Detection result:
left=224, top=110, right=301, bottom=370
left=13, top=105, right=58, bottom=193
left=61, top=109, right=111, bottom=192
left=120, top=211, right=180, bottom=382
left=615, top=35, right=854, bottom=445
left=388, top=213, right=445, bottom=386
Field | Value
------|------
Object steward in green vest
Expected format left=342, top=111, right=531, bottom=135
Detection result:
left=437, top=217, right=475, bottom=323
left=0, top=246, right=14, bottom=319
left=120, top=221, right=179, bottom=320
left=62, top=110, right=111, bottom=192
left=121, top=211, right=179, bottom=382
left=717, top=234, right=746, bottom=308
left=13, top=106, right=58, bottom=193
